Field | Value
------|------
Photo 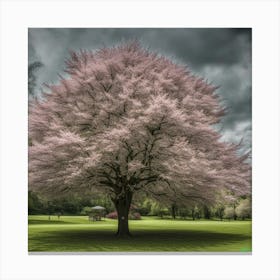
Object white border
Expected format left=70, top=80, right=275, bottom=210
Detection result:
left=0, top=0, right=279, bottom=279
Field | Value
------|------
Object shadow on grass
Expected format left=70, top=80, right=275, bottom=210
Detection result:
left=28, top=219, right=79, bottom=225
left=28, top=219, right=109, bottom=225
left=29, top=228, right=251, bottom=252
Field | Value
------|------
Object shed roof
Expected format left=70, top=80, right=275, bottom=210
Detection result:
left=91, top=206, right=105, bottom=210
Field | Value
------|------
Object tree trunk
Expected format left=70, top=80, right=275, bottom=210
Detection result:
left=233, top=204, right=237, bottom=220
left=113, top=191, right=133, bottom=237
left=191, top=209, right=195, bottom=220
left=171, top=203, right=177, bottom=219
left=203, top=206, right=211, bottom=219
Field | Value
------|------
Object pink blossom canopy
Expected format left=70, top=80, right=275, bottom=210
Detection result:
left=29, top=42, right=251, bottom=204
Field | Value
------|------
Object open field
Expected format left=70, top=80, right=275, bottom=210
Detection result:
left=28, top=215, right=252, bottom=252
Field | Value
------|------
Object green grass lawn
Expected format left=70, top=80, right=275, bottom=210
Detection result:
left=28, top=215, right=252, bottom=252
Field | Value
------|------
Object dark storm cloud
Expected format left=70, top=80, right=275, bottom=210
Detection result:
left=28, top=28, right=251, bottom=152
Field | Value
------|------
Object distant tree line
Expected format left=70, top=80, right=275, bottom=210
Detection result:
left=28, top=191, right=251, bottom=220
left=133, top=196, right=251, bottom=221
left=28, top=191, right=115, bottom=215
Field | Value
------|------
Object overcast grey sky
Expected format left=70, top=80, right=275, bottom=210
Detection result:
left=28, top=28, right=251, bottom=154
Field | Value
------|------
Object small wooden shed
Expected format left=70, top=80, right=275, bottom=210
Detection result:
left=88, top=206, right=106, bottom=221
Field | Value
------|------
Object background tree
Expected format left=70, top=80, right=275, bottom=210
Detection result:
left=236, top=198, right=251, bottom=220
left=224, top=194, right=238, bottom=220
left=214, top=203, right=225, bottom=221
left=203, top=205, right=212, bottom=219
left=190, top=205, right=201, bottom=220
left=224, top=206, right=235, bottom=220
left=46, top=201, right=55, bottom=220
left=137, top=197, right=153, bottom=216
left=170, top=202, right=178, bottom=219
left=177, top=207, right=189, bottom=220
left=28, top=61, right=43, bottom=97
left=28, top=191, right=44, bottom=214
left=80, top=206, right=93, bottom=216
left=29, top=43, right=251, bottom=236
